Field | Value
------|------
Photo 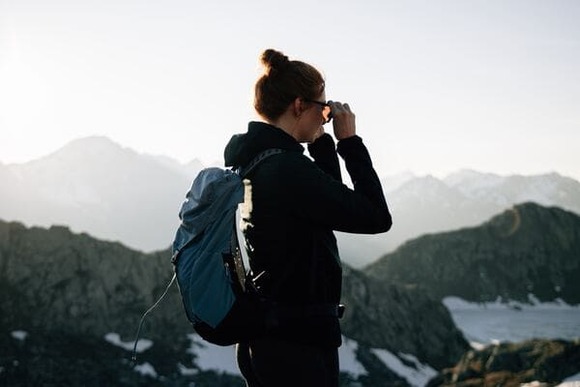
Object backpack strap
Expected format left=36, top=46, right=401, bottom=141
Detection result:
left=231, top=148, right=284, bottom=288
left=238, top=148, right=284, bottom=178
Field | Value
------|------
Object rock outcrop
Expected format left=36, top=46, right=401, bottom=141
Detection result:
left=427, top=339, right=580, bottom=386
left=341, top=266, right=469, bottom=370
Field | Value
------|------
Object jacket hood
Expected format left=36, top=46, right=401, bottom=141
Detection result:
left=224, top=121, right=304, bottom=168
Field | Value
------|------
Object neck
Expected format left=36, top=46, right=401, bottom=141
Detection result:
left=269, top=115, right=300, bottom=142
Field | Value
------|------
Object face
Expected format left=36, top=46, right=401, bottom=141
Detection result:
left=296, top=92, right=329, bottom=143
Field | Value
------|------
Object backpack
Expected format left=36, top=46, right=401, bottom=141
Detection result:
left=170, top=148, right=283, bottom=346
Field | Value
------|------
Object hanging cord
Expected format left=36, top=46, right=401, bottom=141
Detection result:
left=131, top=272, right=177, bottom=364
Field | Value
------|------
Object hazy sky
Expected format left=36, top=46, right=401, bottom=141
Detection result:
left=1, top=0, right=579, bottom=180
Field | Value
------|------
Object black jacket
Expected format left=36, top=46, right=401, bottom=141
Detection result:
left=224, top=121, right=392, bottom=347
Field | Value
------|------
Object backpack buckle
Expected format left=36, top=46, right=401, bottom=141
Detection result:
left=337, top=304, right=346, bottom=319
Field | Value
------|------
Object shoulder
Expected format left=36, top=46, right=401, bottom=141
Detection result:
left=270, top=150, right=317, bottom=174
left=249, top=150, right=318, bottom=185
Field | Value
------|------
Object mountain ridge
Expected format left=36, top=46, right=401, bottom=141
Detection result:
left=2, top=136, right=580, bottom=268
left=339, top=168, right=580, bottom=267
left=1, top=136, right=204, bottom=252
left=365, top=202, right=580, bottom=305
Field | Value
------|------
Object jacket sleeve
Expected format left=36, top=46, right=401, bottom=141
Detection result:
left=285, top=135, right=392, bottom=234
left=337, top=136, right=388, bottom=216
left=307, top=133, right=342, bottom=182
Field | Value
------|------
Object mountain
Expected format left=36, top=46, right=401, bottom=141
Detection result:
left=0, top=220, right=468, bottom=386
left=3, top=137, right=580, bottom=268
left=365, top=202, right=580, bottom=305
left=337, top=170, right=580, bottom=267
left=0, top=136, right=203, bottom=252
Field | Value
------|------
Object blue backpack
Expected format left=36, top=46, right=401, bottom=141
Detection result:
left=170, top=149, right=283, bottom=346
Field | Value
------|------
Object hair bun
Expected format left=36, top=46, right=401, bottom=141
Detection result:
left=261, top=49, right=289, bottom=74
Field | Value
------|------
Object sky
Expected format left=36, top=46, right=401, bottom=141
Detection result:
left=1, top=0, right=579, bottom=180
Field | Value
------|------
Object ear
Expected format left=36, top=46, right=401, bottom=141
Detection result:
left=292, top=98, right=304, bottom=117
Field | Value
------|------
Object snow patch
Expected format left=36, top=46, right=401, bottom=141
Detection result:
left=443, top=295, right=580, bottom=311
left=178, top=362, right=198, bottom=376
left=558, top=372, right=580, bottom=386
left=134, top=362, right=157, bottom=378
left=443, top=296, right=580, bottom=345
left=371, top=348, right=437, bottom=387
left=104, top=332, right=153, bottom=353
left=11, top=330, right=28, bottom=341
left=338, top=336, right=367, bottom=377
left=186, top=334, right=369, bottom=377
left=469, top=341, right=487, bottom=351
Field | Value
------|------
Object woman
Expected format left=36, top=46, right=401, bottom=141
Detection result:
left=225, top=49, right=392, bottom=387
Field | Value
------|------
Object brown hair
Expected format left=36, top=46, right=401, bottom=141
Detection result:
left=254, top=49, right=325, bottom=122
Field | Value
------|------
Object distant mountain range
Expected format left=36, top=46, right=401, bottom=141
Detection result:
left=2, top=136, right=580, bottom=267
left=0, top=136, right=203, bottom=252
left=339, top=169, right=580, bottom=267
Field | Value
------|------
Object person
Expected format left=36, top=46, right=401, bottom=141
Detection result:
left=224, top=49, right=392, bottom=387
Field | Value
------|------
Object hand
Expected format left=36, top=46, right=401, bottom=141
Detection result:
left=329, top=101, right=356, bottom=140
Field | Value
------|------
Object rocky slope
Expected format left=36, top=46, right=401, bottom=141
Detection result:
left=0, top=220, right=466, bottom=386
left=0, top=221, right=186, bottom=340
left=365, top=202, right=580, bottom=305
left=341, top=266, right=468, bottom=370
left=428, top=339, right=580, bottom=386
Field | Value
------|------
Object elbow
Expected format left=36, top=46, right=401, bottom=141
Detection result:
left=380, top=212, right=393, bottom=233
left=369, top=210, right=392, bottom=234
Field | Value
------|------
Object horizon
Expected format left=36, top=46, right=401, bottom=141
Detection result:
left=2, top=133, right=578, bottom=182
left=1, top=0, right=579, bottom=181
